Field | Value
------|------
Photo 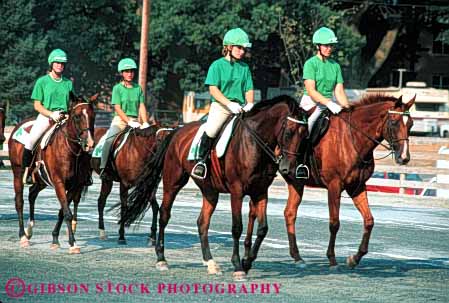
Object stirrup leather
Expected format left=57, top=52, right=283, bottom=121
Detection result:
left=295, top=164, right=309, bottom=179
left=22, top=167, right=34, bottom=185
left=191, top=161, right=207, bottom=180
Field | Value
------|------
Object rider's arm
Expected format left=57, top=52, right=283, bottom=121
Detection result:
left=34, top=101, right=53, bottom=118
left=138, top=103, right=149, bottom=123
left=114, top=104, right=131, bottom=123
left=209, top=86, right=232, bottom=106
left=304, top=80, right=332, bottom=106
left=245, top=89, right=254, bottom=105
left=334, top=83, right=350, bottom=108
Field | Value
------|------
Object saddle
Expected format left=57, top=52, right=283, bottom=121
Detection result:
left=187, top=116, right=237, bottom=161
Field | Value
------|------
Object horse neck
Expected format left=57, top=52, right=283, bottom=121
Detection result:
left=343, top=102, right=391, bottom=152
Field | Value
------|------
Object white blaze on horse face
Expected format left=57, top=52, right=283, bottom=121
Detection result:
left=82, top=108, right=94, bottom=151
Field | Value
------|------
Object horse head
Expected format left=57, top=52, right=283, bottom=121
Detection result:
left=383, top=95, right=415, bottom=165
left=250, top=96, right=308, bottom=176
left=67, top=92, right=96, bottom=152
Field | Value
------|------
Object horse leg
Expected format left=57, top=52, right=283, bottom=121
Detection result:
left=242, top=193, right=269, bottom=274
left=230, top=194, right=246, bottom=281
left=51, top=208, right=64, bottom=249
left=54, top=181, right=80, bottom=254
left=98, top=179, right=113, bottom=240
left=284, top=183, right=306, bottom=264
left=197, top=192, right=220, bottom=275
left=346, top=188, right=374, bottom=268
left=149, top=194, right=159, bottom=246
left=243, top=199, right=257, bottom=265
left=71, top=189, right=83, bottom=235
left=326, top=182, right=342, bottom=267
left=25, top=183, right=46, bottom=240
left=13, top=168, right=28, bottom=247
left=155, top=173, right=190, bottom=271
left=118, top=183, right=128, bottom=245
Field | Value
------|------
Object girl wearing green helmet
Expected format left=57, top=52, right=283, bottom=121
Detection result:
left=296, top=27, right=350, bottom=179
left=99, top=58, right=150, bottom=179
left=191, top=28, right=254, bottom=179
left=21, top=48, right=74, bottom=184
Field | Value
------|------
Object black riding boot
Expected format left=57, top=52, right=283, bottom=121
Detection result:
left=295, top=139, right=310, bottom=179
left=21, top=148, right=34, bottom=184
left=191, top=132, right=214, bottom=179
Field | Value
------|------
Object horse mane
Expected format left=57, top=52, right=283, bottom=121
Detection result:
left=351, top=94, right=397, bottom=108
left=245, top=95, right=299, bottom=117
left=134, top=126, right=158, bottom=137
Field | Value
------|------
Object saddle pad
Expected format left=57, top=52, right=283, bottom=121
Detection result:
left=92, top=134, right=107, bottom=158
left=91, top=129, right=131, bottom=159
left=12, top=121, right=35, bottom=145
left=187, top=116, right=237, bottom=161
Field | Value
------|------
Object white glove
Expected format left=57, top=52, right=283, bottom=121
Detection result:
left=50, top=111, right=62, bottom=122
left=128, top=121, right=141, bottom=128
left=140, top=122, right=150, bottom=129
left=326, top=102, right=342, bottom=114
left=242, top=103, right=254, bottom=112
left=227, top=102, right=243, bottom=114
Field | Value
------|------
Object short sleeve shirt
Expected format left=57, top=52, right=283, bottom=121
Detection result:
left=31, top=75, right=74, bottom=111
left=302, top=55, right=344, bottom=98
left=205, top=57, right=253, bottom=105
left=111, top=82, right=145, bottom=117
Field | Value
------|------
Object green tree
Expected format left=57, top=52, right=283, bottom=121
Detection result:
left=0, top=0, right=48, bottom=123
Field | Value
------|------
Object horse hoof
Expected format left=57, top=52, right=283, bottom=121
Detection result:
left=204, top=260, right=222, bottom=275
left=329, top=264, right=340, bottom=271
left=20, top=236, right=30, bottom=248
left=50, top=243, right=60, bottom=250
left=232, top=271, right=247, bottom=282
left=69, top=246, right=81, bottom=254
left=99, top=230, right=107, bottom=240
left=295, top=259, right=307, bottom=268
left=25, top=221, right=34, bottom=239
left=346, top=255, right=358, bottom=269
left=156, top=261, right=169, bottom=271
left=117, top=239, right=127, bottom=245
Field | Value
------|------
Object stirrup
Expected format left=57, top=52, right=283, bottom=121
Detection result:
left=295, top=164, right=309, bottom=179
left=191, top=162, right=207, bottom=180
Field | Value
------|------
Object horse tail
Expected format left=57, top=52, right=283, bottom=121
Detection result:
left=117, top=129, right=177, bottom=226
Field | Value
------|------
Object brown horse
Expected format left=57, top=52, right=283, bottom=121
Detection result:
left=121, top=96, right=309, bottom=280
left=0, top=106, right=5, bottom=168
left=91, top=125, right=171, bottom=245
left=244, top=94, right=415, bottom=270
left=8, top=94, right=95, bottom=253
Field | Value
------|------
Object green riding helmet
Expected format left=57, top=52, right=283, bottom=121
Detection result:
left=223, top=28, right=252, bottom=48
left=118, top=58, right=137, bottom=72
left=48, top=49, right=68, bottom=65
left=312, top=27, right=338, bottom=44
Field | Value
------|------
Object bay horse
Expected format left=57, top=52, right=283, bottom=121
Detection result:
left=244, top=94, right=415, bottom=270
left=121, top=96, right=308, bottom=280
left=8, top=93, right=95, bottom=253
left=91, top=125, right=171, bottom=245
left=0, top=106, right=5, bottom=168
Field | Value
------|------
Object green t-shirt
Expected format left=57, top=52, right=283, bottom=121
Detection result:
left=31, top=74, right=74, bottom=111
left=302, top=55, right=344, bottom=98
left=205, top=57, right=253, bottom=105
left=111, top=82, right=145, bottom=117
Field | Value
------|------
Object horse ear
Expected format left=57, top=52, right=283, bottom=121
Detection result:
left=404, top=94, right=416, bottom=111
left=69, top=91, right=76, bottom=103
left=395, top=95, right=403, bottom=107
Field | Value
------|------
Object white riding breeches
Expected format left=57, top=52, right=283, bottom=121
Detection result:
left=204, top=102, right=233, bottom=138
left=25, top=114, right=51, bottom=150
left=300, top=95, right=326, bottom=134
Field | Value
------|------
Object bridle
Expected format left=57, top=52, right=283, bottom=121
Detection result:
left=61, top=103, right=94, bottom=156
left=238, top=108, right=308, bottom=164
left=337, top=107, right=410, bottom=164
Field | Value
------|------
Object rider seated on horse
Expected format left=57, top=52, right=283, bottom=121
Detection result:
left=22, top=49, right=74, bottom=184
left=296, top=27, right=351, bottom=179
left=99, top=58, right=150, bottom=179
left=191, top=28, right=254, bottom=179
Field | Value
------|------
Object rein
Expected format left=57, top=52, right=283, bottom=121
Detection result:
left=237, top=114, right=307, bottom=164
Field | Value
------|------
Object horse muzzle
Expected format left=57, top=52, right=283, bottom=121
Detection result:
left=278, top=157, right=291, bottom=175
